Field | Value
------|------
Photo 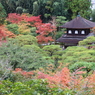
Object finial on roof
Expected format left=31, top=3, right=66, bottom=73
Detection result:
left=77, top=12, right=81, bottom=17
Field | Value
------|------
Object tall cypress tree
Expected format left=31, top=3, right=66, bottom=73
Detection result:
left=32, top=1, right=39, bottom=16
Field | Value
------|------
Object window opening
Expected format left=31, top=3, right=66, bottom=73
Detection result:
left=81, top=30, right=85, bottom=34
left=68, top=30, right=72, bottom=34
left=75, top=30, right=78, bottom=34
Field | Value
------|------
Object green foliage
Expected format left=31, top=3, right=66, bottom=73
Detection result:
left=16, top=6, right=23, bottom=14
left=55, top=16, right=67, bottom=27
left=0, top=79, right=49, bottom=95
left=43, top=45, right=62, bottom=56
left=8, top=72, right=29, bottom=82
left=91, top=9, right=95, bottom=22
left=0, top=40, right=53, bottom=70
left=62, top=46, right=95, bottom=71
left=69, top=62, right=95, bottom=72
left=9, top=35, right=38, bottom=46
left=2, top=0, right=17, bottom=12
left=32, top=1, right=39, bottom=16
left=30, top=27, right=37, bottom=36
left=43, top=45, right=63, bottom=67
left=1, top=0, right=68, bottom=22
left=0, top=79, right=76, bottom=95
left=18, top=47, right=53, bottom=70
left=52, top=2, right=61, bottom=16
left=0, top=3, right=7, bottom=24
left=64, top=0, right=91, bottom=19
left=79, top=36, right=95, bottom=47
left=22, top=44, right=40, bottom=51
left=0, top=40, right=21, bottom=69
left=6, top=24, right=19, bottom=34
left=55, top=31, right=64, bottom=39
left=55, top=16, right=67, bottom=39
left=1, top=0, right=92, bottom=21
left=0, top=59, right=12, bottom=80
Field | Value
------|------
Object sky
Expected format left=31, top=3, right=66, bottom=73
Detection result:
left=91, top=0, right=95, bottom=9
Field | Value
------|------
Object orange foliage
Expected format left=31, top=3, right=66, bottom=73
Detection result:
left=83, top=72, right=95, bottom=94
left=0, top=29, right=6, bottom=40
left=37, top=67, right=70, bottom=88
left=17, top=22, right=30, bottom=34
left=0, top=25, right=16, bottom=38
left=70, top=67, right=86, bottom=88
left=13, top=68, right=34, bottom=78
left=6, top=13, right=57, bottom=43
left=20, top=13, right=29, bottom=22
left=5, top=31, right=16, bottom=38
left=37, top=66, right=89, bottom=90
left=36, top=35, right=54, bottom=43
left=36, top=23, right=56, bottom=43
left=0, top=25, right=7, bottom=45
left=12, top=66, right=95, bottom=94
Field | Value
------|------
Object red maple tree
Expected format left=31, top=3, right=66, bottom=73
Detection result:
left=7, top=13, right=56, bottom=43
left=36, top=23, right=56, bottom=43
left=26, top=15, right=42, bottom=26
left=7, top=13, right=22, bottom=23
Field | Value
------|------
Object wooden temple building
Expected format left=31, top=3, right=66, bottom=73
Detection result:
left=56, top=16, right=95, bottom=47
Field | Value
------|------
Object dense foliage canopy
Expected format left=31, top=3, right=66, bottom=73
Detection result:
left=0, top=0, right=95, bottom=94
left=0, top=3, right=7, bottom=24
left=0, top=0, right=92, bottom=21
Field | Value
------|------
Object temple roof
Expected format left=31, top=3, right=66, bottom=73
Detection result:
left=60, top=16, right=95, bottom=29
left=56, top=33, right=94, bottom=44
left=56, top=34, right=86, bottom=44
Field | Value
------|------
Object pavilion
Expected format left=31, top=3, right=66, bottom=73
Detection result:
left=56, top=16, right=95, bottom=47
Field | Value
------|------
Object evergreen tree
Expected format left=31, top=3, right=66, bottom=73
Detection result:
left=0, top=3, right=7, bottom=25
left=32, top=1, right=39, bottom=16
left=64, top=0, right=92, bottom=20
left=91, top=9, right=95, bottom=22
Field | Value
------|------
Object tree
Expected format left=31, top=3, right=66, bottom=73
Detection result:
left=61, top=46, right=95, bottom=71
left=0, top=24, right=16, bottom=38
left=32, top=1, right=39, bottom=16
left=6, top=13, right=56, bottom=43
left=0, top=39, right=53, bottom=70
left=0, top=29, right=6, bottom=41
left=43, top=45, right=63, bottom=67
left=79, top=36, right=95, bottom=47
left=0, top=3, right=7, bottom=24
left=1, top=0, right=68, bottom=22
left=64, top=0, right=92, bottom=20
left=7, top=13, right=22, bottom=23
left=40, top=0, right=68, bottom=22
left=9, top=35, right=38, bottom=46
left=6, top=24, right=19, bottom=35
left=1, top=0, right=17, bottom=13
left=36, top=23, right=56, bottom=44
left=55, top=16, right=67, bottom=39
left=16, top=6, right=23, bottom=14
left=91, top=9, right=95, bottom=22
left=38, top=67, right=70, bottom=88
left=17, top=23, right=31, bottom=35
left=0, top=59, right=12, bottom=80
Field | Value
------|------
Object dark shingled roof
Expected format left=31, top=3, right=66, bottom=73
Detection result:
left=56, top=34, right=86, bottom=44
left=60, top=16, right=95, bottom=29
